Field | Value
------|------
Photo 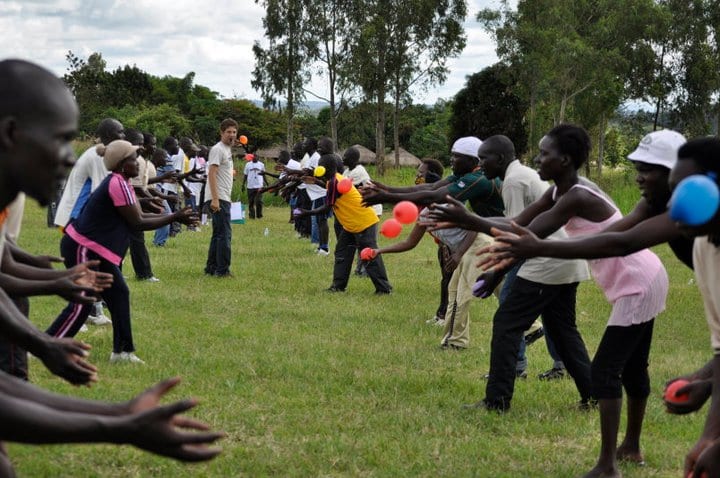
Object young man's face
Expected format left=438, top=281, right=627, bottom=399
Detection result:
left=478, top=143, right=504, bottom=180
left=166, top=139, right=179, bottom=156
left=450, top=153, right=476, bottom=176
left=8, top=89, right=78, bottom=206
left=144, top=136, right=157, bottom=158
left=221, top=127, right=237, bottom=146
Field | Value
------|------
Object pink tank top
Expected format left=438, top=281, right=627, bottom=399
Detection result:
left=553, top=184, right=664, bottom=303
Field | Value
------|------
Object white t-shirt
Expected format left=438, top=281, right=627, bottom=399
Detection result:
left=203, top=141, right=234, bottom=203
left=186, top=156, right=205, bottom=198
left=502, top=160, right=589, bottom=285
left=244, top=160, right=265, bottom=189
left=344, top=165, right=382, bottom=216
left=303, top=152, right=326, bottom=200
left=54, top=145, right=109, bottom=227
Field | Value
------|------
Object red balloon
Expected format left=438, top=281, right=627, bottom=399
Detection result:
left=245, top=153, right=254, bottom=162
left=393, top=200, right=419, bottom=224
left=360, top=247, right=376, bottom=261
left=380, top=218, right=402, bottom=238
left=664, top=379, right=690, bottom=404
left=337, top=178, right=353, bottom=194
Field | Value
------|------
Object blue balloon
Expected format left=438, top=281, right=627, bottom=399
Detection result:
left=669, top=175, right=720, bottom=226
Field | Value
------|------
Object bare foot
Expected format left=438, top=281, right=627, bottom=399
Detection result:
left=616, top=445, right=645, bottom=466
left=581, top=464, right=622, bottom=478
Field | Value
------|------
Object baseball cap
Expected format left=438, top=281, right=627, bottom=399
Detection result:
left=179, top=137, right=201, bottom=152
left=96, top=140, right=140, bottom=171
left=627, top=130, right=686, bottom=170
left=451, top=136, right=483, bottom=159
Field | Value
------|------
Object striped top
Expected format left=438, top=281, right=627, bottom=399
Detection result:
left=66, top=173, right=137, bottom=265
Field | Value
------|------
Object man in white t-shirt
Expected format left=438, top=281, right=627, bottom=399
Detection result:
left=242, top=154, right=266, bottom=219
left=203, top=118, right=237, bottom=277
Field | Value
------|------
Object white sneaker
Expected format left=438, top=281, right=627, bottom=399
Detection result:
left=78, top=324, right=89, bottom=333
left=144, top=276, right=160, bottom=283
left=87, top=313, right=112, bottom=326
left=109, top=352, right=145, bottom=364
left=317, top=248, right=330, bottom=256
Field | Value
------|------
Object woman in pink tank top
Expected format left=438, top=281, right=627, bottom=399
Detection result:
left=504, top=125, right=668, bottom=478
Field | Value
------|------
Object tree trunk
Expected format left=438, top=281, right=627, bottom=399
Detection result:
left=653, top=98, right=662, bottom=132
left=596, top=112, right=606, bottom=177
left=528, top=81, right=537, bottom=160
left=558, top=93, right=568, bottom=124
left=376, top=89, right=386, bottom=176
left=286, top=76, right=294, bottom=148
left=393, top=87, right=400, bottom=168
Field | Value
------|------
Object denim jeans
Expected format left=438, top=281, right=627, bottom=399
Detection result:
left=204, top=200, right=232, bottom=276
left=153, top=200, right=171, bottom=246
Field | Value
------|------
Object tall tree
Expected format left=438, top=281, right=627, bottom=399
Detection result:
left=253, top=0, right=312, bottom=147
left=304, top=0, right=353, bottom=150
left=345, top=0, right=466, bottom=174
left=386, top=0, right=466, bottom=167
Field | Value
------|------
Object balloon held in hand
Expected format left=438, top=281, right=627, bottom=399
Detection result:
left=314, top=166, right=326, bottom=177
left=380, top=218, right=402, bottom=238
left=664, top=379, right=690, bottom=404
left=669, top=174, right=719, bottom=226
left=393, top=201, right=419, bottom=224
left=337, top=178, right=353, bottom=194
left=360, top=247, right=376, bottom=261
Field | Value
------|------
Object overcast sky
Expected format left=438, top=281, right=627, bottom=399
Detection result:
left=1, top=0, right=508, bottom=105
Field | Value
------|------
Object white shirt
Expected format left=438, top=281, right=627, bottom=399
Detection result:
left=54, top=145, right=109, bottom=227
left=186, top=157, right=205, bottom=198
left=694, top=237, right=720, bottom=354
left=303, top=152, right=326, bottom=200
left=244, top=160, right=265, bottom=189
left=344, top=165, right=382, bottom=216
left=203, top=141, right=234, bottom=203
left=502, top=160, right=589, bottom=285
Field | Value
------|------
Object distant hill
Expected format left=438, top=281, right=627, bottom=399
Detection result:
left=251, top=100, right=327, bottom=113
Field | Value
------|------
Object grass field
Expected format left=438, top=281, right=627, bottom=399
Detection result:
left=7, top=166, right=709, bottom=477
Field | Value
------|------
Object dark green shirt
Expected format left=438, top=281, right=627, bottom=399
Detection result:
left=446, top=170, right=504, bottom=217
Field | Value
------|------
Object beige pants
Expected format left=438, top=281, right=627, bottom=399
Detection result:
left=441, top=233, right=498, bottom=348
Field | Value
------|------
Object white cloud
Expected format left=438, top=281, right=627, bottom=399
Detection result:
left=0, top=0, right=507, bottom=104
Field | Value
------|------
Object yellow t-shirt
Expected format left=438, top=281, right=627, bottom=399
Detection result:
left=327, top=174, right=378, bottom=233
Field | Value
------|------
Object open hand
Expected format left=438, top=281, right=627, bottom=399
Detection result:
left=39, top=337, right=97, bottom=385
left=421, top=196, right=471, bottom=231
left=124, top=397, right=224, bottom=462
left=175, top=207, right=200, bottom=227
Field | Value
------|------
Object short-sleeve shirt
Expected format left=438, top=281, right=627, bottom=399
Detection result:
left=129, top=155, right=150, bottom=189
left=203, top=141, right=234, bottom=203
left=244, top=161, right=266, bottom=189
left=326, top=173, right=378, bottom=233
left=65, top=173, right=137, bottom=266
left=54, top=146, right=109, bottom=227
left=446, top=170, right=504, bottom=217
left=693, top=237, right=720, bottom=354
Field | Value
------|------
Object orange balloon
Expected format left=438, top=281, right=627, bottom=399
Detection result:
left=380, top=218, right=402, bottom=238
left=239, top=135, right=248, bottom=145
left=337, top=178, right=353, bottom=194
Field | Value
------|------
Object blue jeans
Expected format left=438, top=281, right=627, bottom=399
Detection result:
left=153, top=200, right=171, bottom=246
left=204, top=200, right=232, bottom=276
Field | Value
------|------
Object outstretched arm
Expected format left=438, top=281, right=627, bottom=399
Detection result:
left=376, top=223, right=426, bottom=255
left=0, top=376, right=223, bottom=462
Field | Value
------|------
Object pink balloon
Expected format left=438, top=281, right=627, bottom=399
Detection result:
left=380, top=218, right=402, bottom=238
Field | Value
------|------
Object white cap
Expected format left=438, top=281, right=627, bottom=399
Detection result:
left=627, top=130, right=686, bottom=170
left=451, top=136, right=482, bottom=159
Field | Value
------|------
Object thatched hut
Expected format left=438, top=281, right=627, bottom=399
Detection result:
left=384, top=148, right=421, bottom=167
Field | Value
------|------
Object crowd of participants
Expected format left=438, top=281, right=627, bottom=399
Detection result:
left=2, top=57, right=720, bottom=478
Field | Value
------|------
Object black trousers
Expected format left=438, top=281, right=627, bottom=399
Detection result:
left=129, top=228, right=153, bottom=279
left=247, top=188, right=263, bottom=219
left=485, top=277, right=592, bottom=407
left=332, top=223, right=391, bottom=293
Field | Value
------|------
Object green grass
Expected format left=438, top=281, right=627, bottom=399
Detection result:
left=7, top=168, right=707, bottom=477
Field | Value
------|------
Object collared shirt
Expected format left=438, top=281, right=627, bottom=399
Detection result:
left=446, top=170, right=504, bottom=217
left=502, top=160, right=589, bottom=285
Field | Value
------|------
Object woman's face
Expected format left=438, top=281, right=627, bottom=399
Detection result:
left=534, top=135, right=564, bottom=181
left=120, top=152, right=139, bottom=178
left=633, top=161, right=670, bottom=208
